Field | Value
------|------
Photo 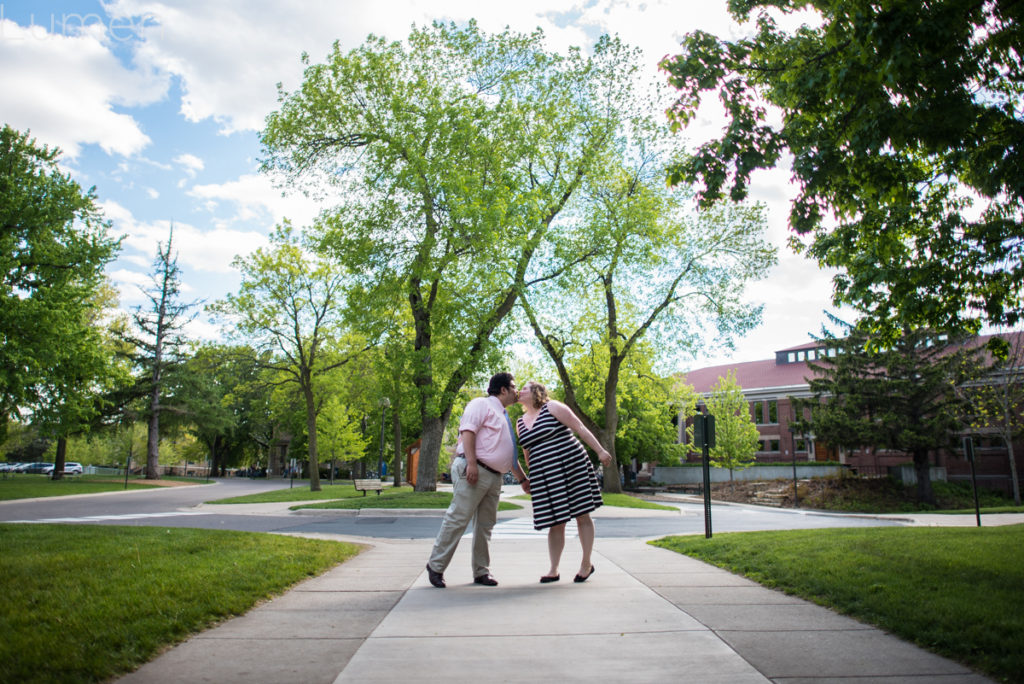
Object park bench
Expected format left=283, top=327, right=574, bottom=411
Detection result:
left=354, top=478, right=384, bottom=496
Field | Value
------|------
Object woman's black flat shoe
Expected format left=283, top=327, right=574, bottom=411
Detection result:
left=573, top=565, right=595, bottom=583
left=540, top=575, right=560, bottom=583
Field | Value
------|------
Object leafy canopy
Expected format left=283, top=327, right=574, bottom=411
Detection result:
left=661, top=1, right=1024, bottom=342
left=261, top=21, right=646, bottom=488
left=0, top=124, right=121, bottom=434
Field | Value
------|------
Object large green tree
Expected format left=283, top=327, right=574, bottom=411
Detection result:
left=35, top=281, right=134, bottom=479
left=661, top=1, right=1023, bottom=344
left=210, top=224, right=369, bottom=491
left=562, top=341, right=688, bottom=475
left=262, top=22, right=639, bottom=490
left=521, top=151, right=775, bottom=492
left=800, top=321, right=984, bottom=504
left=1, top=125, right=120, bottom=439
left=173, top=344, right=270, bottom=477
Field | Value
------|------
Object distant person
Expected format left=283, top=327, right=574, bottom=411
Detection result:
left=425, top=372, right=530, bottom=588
left=515, top=381, right=611, bottom=583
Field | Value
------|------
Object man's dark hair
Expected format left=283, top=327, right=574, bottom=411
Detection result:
left=487, top=372, right=514, bottom=396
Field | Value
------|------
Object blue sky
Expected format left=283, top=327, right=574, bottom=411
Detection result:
left=0, top=0, right=838, bottom=368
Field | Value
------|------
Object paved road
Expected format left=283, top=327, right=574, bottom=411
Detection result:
left=0, top=477, right=904, bottom=538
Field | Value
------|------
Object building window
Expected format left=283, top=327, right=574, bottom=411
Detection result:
left=759, top=439, right=780, bottom=453
left=750, top=400, right=779, bottom=425
left=788, top=352, right=796, bottom=363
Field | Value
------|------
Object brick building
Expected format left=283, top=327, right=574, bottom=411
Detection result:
left=676, top=336, right=1024, bottom=495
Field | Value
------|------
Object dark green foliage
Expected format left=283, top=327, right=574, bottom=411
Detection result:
left=795, top=320, right=985, bottom=504
left=798, top=476, right=1014, bottom=513
left=0, top=125, right=120, bottom=430
left=661, top=1, right=1024, bottom=341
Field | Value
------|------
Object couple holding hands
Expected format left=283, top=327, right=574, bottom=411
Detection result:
left=426, top=372, right=612, bottom=589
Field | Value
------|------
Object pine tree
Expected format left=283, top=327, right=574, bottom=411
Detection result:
left=801, top=319, right=983, bottom=505
left=124, top=228, right=197, bottom=479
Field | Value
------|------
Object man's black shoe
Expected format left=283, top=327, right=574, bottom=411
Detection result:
left=426, top=564, right=446, bottom=588
left=473, top=574, right=498, bottom=586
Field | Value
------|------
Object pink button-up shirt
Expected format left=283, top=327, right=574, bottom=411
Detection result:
left=455, top=395, right=515, bottom=473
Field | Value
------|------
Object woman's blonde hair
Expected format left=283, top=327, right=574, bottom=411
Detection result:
left=525, top=381, right=549, bottom=409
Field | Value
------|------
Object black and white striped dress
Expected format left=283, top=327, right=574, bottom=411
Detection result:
left=517, top=403, right=603, bottom=530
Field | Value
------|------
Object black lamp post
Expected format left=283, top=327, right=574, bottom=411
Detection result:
left=788, top=423, right=800, bottom=508
left=694, top=402, right=715, bottom=538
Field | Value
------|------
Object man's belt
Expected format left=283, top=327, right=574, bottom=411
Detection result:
left=456, top=455, right=502, bottom=476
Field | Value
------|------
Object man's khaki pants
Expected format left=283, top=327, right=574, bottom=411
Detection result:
left=427, top=457, right=503, bottom=579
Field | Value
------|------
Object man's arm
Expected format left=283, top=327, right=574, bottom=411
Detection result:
left=461, top=429, right=479, bottom=486
left=511, top=456, right=530, bottom=495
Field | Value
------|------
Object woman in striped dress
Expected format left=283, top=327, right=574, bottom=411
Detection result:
left=516, top=381, right=612, bottom=583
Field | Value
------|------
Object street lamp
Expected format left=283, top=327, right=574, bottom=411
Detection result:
left=378, top=398, right=390, bottom=479
left=788, top=423, right=800, bottom=508
left=693, top=402, right=715, bottom=539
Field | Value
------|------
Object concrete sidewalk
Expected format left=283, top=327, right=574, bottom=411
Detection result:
left=117, top=533, right=993, bottom=683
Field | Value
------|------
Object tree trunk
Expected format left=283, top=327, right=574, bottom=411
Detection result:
left=415, top=416, right=447, bottom=492
left=601, top=359, right=622, bottom=493
left=303, top=383, right=322, bottom=492
left=1005, top=436, right=1021, bottom=506
left=208, top=436, right=220, bottom=480
left=392, top=407, right=402, bottom=487
left=146, top=389, right=160, bottom=479
left=52, top=436, right=67, bottom=481
left=913, top=449, right=935, bottom=505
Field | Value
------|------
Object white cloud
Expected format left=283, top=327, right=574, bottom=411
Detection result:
left=96, top=0, right=754, bottom=136
left=100, top=199, right=271, bottom=274
left=184, top=316, right=224, bottom=342
left=188, top=173, right=327, bottom=228
left=108, top=266, right=151, bottom=289
left=0, top=18, right=166, bottom=157
left=173, top=152, right=204, bottom=176
left=103, top=0, right=371, bottom=133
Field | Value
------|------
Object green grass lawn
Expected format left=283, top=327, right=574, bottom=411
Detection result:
left=652, top=525, right=1024, bottom=683
left=600, top=492, right=678, bottom=510
left=295, top=490, right=518, bottom=511
left=510, top=492, right=678, bottom=511
left=0, top=524, right=360, bottom=684
left=210, top=483, right=521, bottom=511
left=206, top=481, right=372, bottom=504
left=0, top=474, right=197, bottom=501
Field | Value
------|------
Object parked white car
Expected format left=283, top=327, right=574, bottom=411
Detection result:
left=42, top=462, right=83, bottom=475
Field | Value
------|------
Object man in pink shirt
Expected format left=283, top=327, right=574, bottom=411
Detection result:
left=426, top=372, right=530, bottom=588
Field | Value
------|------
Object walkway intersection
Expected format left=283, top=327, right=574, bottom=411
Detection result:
left=117, top=494, right=1000, bottom=684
